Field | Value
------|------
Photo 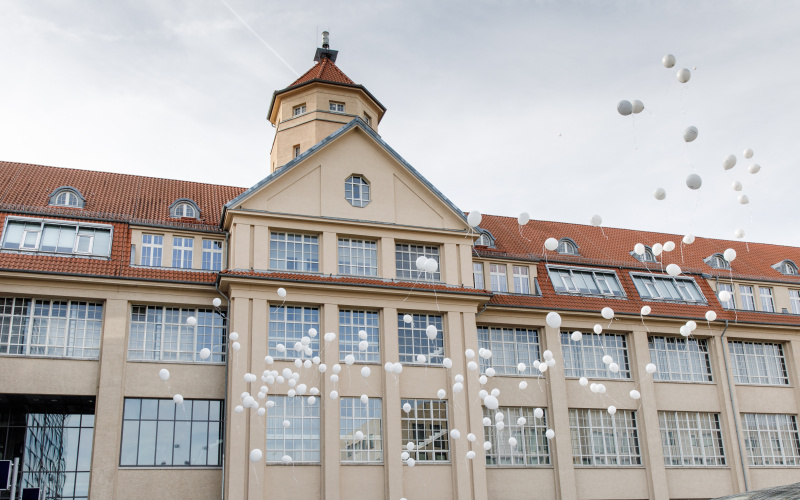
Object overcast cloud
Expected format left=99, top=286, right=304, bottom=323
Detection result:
left=1, top=1, right=798, bottom=247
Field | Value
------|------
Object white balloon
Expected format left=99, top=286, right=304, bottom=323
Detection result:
left=482, top=416, right=491, bottom=426
left=249, top=449, right=263, bottom=463
left=679, top=325, right=689, bottom=337
left=706, top=310, right=717, bottom=322
left=403, top=314, right=413, bottom=324
left=723, top=154, right=737, bottom=170
left=361, top=366, right=371, bottom=378
left=533, top=360, right=540, bottom=370
left=617, top=100, right=633, bottom=116
left=538, top=363, right=548, bottom=373
left=354, top=430, right=364, bottom=441
left=416, top=354, right=426, bottom=363
left=276, top=287, right=287, bottom=298
left=641, top=305, right=651, bottom=315
left=533, top=407, right=544, bottom=419
left=393, top=363, right=403, bottom=374
left=601, top=307, right=614, bottom=320
left=579, top=377, right=588, bottom=387
left=743, top=148, right=754, bottom=159
left=468, top=432, right=477, bottom=442
left=646, top=363, right=657, bottom=374
left=545, top=312, right=562, bottom=329
left=545, top=429, right=555, bottom=440
left=479, top=390, right=488, bottom=400
left=654, top=187, right=667, bottom=201
left=546, top=358, right=555, bottom=367
left=234, top=405, right=244, bottom=413
left=406, top=458, right=415, bottom=467
left=403, top=403, right=412, bottom=413
left=287, top=389, right=296, bottom=397
left=232, top=341, right=240, bottom=351
left=590, top=383, right=598, bottom=393
left=426, top=324, right=438, bottom=340
left=276, top=343, right=286, bottom=353
left=212, top=297, right=222, bottom=307
left=483, top=441, right=492, bottom=451
left=662, top=54, right=676, bottom=68
left=401, top=451, right=409, bottom=460
left=683, top=126, right=699, bottom=143
left=484, top=395, right=499, bottom=410
left=517, top=416, right=527, bottom=425
left=593, top=324, right=602, bottom=334
left=519, top=380, right=528, bottom=390
left=607, top=406, right=617, bottom=415
left=509, top=437, right=518, bottom=447
left=571, top=331, right=583, bottom=341
left=748, top=163, right=761, bottom=174
left=185, top=315, right=197, bottom=327
left=229, top=332, right=239, bottom=341
left=544, top=238, right=559, bottom=251
left=478, top=375, right=487, bottom=385
left=632, top=100, right=644, bottom=114
left=329, top=390, right=340, bottom=400
left=651, top=243, right=663, bottom=257
left=590, top=214, right=603, bottom=227
left=543, top=350, right=553, bottom=361
left=485, top=367, right=496, bottom=377
left=518, top=212, right=530, bottom=225
left=468, top=361, right=478, bottom=371
left=330, top=374, right=339, bottom=383
left=415, top=255, right=427, bottom=271
left=466, top=451, right=476, bottom=460
left=244, top=373, right=256, bottom=383
left=686, top=173, right=702, bottom=190
left=384, top=362, right=393, bottom=372
left=732, top=180, right=743, bottom=191
left=360, top=394, right=369, bottom=405
left=423, top=258, right=438, bottom=274
left=173, top=394, right=183, bottom=404
left=598, top=384, right=606, bottom=394
left=495, top=421, right=505, bottom=431
left=450, top=429, right=461, bottom=439
left=407, top=441, right=415, bottom=450
left=345, top=354, right=355, bottom=365
left=634, top=243, right=645, bottom=256
left=318, top=363, right=327, bottom=373
left=359, top=340, right=369, bottom=351
left=666, top=263, right=682, bottom=276
left=734, top=228, right=745, bottom=239
left=467, top=211, right=482, bottom=227
left=602, top=355, right=613, bottom=365
left=517, top=362, right=527, bottom=372
left=683, top=234, right=695, bottom=245
left=442, top=358, right=453, bottom=369
left=724, top=248, right=737, bottom=262
left=324, top=332, right=335, bottom=342
left=677, top=68, right=691, bottom=83
left=281, top=455, right=292, bottom=464
left=663, top=241, right=675, bottom=252
left=738, top=194, right=750, bottom=205
left=687, top=320, right=697, bottom=331
left=609, top=362, right=620, bottom=373
left=158, top=369, right=170, bottom=381
left=630, top=389, right=641, bottom=400
left=465, top=349, right=475, bottom=359
left=437, top=389, right=446, bottom=399
left=719, top=289, right=732, bottom=303
left=257, top=407, right=265, bottom=416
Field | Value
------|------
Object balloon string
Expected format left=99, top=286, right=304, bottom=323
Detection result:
left=518, top=224, right=531, bottom=242
left=163, top=380, right=172, bottom=397
left=640, top=313, right=650, bottom=333
left=252, top=463, right=261, bottom=487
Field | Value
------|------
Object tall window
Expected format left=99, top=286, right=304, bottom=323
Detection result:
left=631, top=274, right=706, bottom=304
left=791, top=290, right=800, bottom=314
left=2, top=217, right=112, bottom=257
left=397, top=313, right=443, bottom=365
left=483, top=407, right=550, bottom=466
left=344, top=175, right=370, bottom=207
left=120, top=398, right=223, bottom=467
left=570, top=409, right=640, bottom=466
left=742, top=414, right=800, bottom=466
left=648, top=336, right=712, bottom=383
left=340, top=397, right=383, bottom=463
left=339, top=310, right=380, bottom=363
left=739, top=285, right=756, bottom=311
left=473, top=262, right=484, bottom=289
left=548, top=266, right=624, bottom=297
left=141, top=234, right=163, bottom=267
left=478, top=326, right=540, bottom=375
left=728, top=341, right=788, bottom=385
left=266, top=395, right=319, bottom=463
left=659, top=412, right=725, bottom=466
left=0, top=297, right=102, bottom=358
left=270, top=232, right=319, bottom=272
left=172, top=237, right=193, bottom=269
left=561, top=332, right=630, bottom=379
left=759, top=287, right=775, bottom=312
left=269, top=305, right=319, bottom=359
left=338, top=238, right=377, bottom=276
left=202, top=240, right=223, bottom=271
left=395, top=244, right=440, bottom=282
left=128, top=306, right=226, bottom=362
left=513, top=266, right=530, bottom=294
left=490, top=264, right=508, bottom=292
left=400, top=399, right=449, bottom=462
left=718, top=283, right=735, bottom=309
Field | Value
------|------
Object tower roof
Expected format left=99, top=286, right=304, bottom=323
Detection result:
left=289, top=57, right=355, bottom=86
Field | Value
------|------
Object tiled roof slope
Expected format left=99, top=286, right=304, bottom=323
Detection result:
left=0, top=161, right=246, bottom=229
left=478, top=215, right=800, bottom=284
left=289, top=57, right=356, bottom=87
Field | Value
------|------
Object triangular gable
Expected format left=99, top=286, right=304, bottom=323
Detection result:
left=222, top=118, right=469, bottom=230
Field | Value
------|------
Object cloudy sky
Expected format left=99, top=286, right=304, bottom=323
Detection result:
left=2, top=1, right=798, bottom=246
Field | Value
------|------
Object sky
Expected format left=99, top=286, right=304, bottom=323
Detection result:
left=1, top=1, right=798, bottom=246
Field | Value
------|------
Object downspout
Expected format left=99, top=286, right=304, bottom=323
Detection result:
left=720, top=319, right=749, bottom=492
left=218, top=229, right=231, bottom=500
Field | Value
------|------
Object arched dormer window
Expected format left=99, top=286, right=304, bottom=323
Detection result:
left=474, top=230, right=495, bottom=248
left=631, top=246, right=657, bottom=263
left=773, top=260, right=799, bottom=276
left=169, top=199, right=200, bottom=219
left=704, top=253, right=729, bottom=270
left=557, top=238, right=579, bottom=255
left=48, top=187, right=85, bottom=208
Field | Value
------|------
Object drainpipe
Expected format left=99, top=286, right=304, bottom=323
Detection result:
left=218, top=228, right=231, bottom=500
left=720, top=319, right=749, bottom=492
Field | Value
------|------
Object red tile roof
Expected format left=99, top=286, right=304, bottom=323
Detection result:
left=0, top=161, right=246, bottom=230
left=289, top=57, right=356, bottom=87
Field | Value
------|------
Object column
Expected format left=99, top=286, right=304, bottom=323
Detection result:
left=382, top=308, right=403, bottom=499
left=460, top=312, right=488, bottom=500
left=247, top=298, right=268, bottom=499
left=225, top=296, right=251, bottom=499
left=321, top=303, right=341, bottom=499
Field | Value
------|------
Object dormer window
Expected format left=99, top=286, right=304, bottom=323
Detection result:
left=169, top=199, right=200, bottom=219
left=705, top=254, right=729, bottom=270
left=48, top=187, right=85, bottom=209
left=557, top=238, right=579, bottom=255
left=631, top=246, right=657, bottom=263
left=773, top=260, right=799, bottom=276
left=474, top=232, right=495, bottom=248
left=345, top=175, right=370, bottom=207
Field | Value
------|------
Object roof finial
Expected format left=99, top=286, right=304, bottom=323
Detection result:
left=322, top=31, right=330, bottom=49
left=314, top=31, right=338, bottom=63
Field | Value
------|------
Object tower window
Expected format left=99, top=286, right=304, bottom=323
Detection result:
left=294, top=145, right=301, bottom=158
left=330, top=102, right=345, bottom=113
left=363, top=113, right=372, bottom=126
left=345, top=175, right=370, bottom=207
left=293, top=104, right=306, bottom=117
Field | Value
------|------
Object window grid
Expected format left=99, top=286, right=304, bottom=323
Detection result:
left=483, top=407, right=550, bottom=466
left=400, top=399, right=449, bottom=462
left=648, top=336, right=713, bottom=383
left=659, top=411, right=726, bottom=466
left=631, top=273, right=706, bottom=304
left=330, top=102, right=345, bottom=112
left=742, top=413, right=800, bottom=466
left=478, top=326, right=540, bottom=375
left=473, top=263, right=484, bottom=289
left=266, top=395, right=320, bottom=463
left=739, top=285, right=756, bottom=311
left=338, top=238, right=377, bottom=276
left=141, top=234, right=163, bottom=267
left=759, top=287, right=775, bottom=312
left=718, top=283, right=735, bottom=309
left=340, top=397, right=383, bottom=463
left=201, top=240, right=223, bottom=271
left=557, top=239, right=578, bottom=255
left=128, top=306, right=226, bottom=363
left=269, top=305, right=319, bottom=359
left=490, top=264, right=508, bottom=292
left=344, top=176, right=370, bottom=207
left=395, top=244, right=441, bottom=282
left=561, top=332, right=630, bottom=379
left=728, top=341, right=788, bottom=385
left=339, top=310, right=380, bottom=363
left=270, top=232, right=319, bottom=272
left=791, top=290, right=800, bottom=315
left=174, top=203, right=195, bottom=218
left=398, top=313, right=444, bottom=365
left=120, top=398, right=223, bottom=467
left=172, top=237, right=193, bottom=269
left=292, top=104, right=306, bottom=116
left=548, top=266, right=624, bottom=297
left=0, top=297, right=103, bottom=358
left=54, top=191, right=80, bottom=207
left=513, top=266, right=530, bottom=294
left=569, top=409, right=640, bottom=466
left=2, top=218, right=112, bottom=257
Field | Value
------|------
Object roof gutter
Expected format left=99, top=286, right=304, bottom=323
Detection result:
left=720, top=319, right=749, bottom=492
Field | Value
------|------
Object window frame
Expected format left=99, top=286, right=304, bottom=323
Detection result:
left=292, top=104, right=306, bottom=117
left=718, top=283, right=736, bottom=309
left=557, top=238, right=579, bottom=255
left=547, top=265, right=625, bottom=298
left=340, top=397, right=383, bottom=463
left=489, top=264, right=508, bottom=292
left=141, top=234, right=164, bottom=267
left=739, top=285, right=756, bottom=311
left=561, top=331, right=631, bottom=380
left=172, top=236, right=194, bottom=269
left=395, top=243, right=441, bottom=282
left=569, top=408, right=641, bottom=466
left=759, top=287, right=775, bottom=312
left=268, top=305, right=320, bottom=360
left=201, top=240, right=223, bottom=271
left=344, top=175, right=370, bottom=208
left=269, top=232, right=319, bottom=273
left=741, top=413, right=800, bottom=466
left=513, top=265, right=531, bottom=294
left=728, top=340, right=789, bottom=386
left=658, top=411, right=726, bottom=467
left=483, top=407, right=550, bottom=466
left=648, top=336, right=713, bottom=383
left=337, top=237, right=378, bottom=277
left=790, top=290, right=800, bottom=315
left=630, top=272, right=707, bottom=304
left=473, top=262, right=485, bottom=289
left=631, top=246, right=657, bottom=263
left=267, top=395, right=320, bottom=463
left=48, top=186, right=85, bottom=209
left=127, top=305, right=227, bottom=363
left=1, top=216, right=113, bottom=258
left=329, top=101, right=345, bottom=113
left=400, top=399, right=450, bottom=462
left=339, top=309, right=380, bottom=364
left=478, top=326, right=540, bottom=376
left=397, top=313, right=444, bottom=366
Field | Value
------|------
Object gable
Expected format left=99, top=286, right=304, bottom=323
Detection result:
left=232, top=123, right=468, bottom=231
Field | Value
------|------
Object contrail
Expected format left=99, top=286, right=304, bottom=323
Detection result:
left=221, top=0, right=300, bottom=77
